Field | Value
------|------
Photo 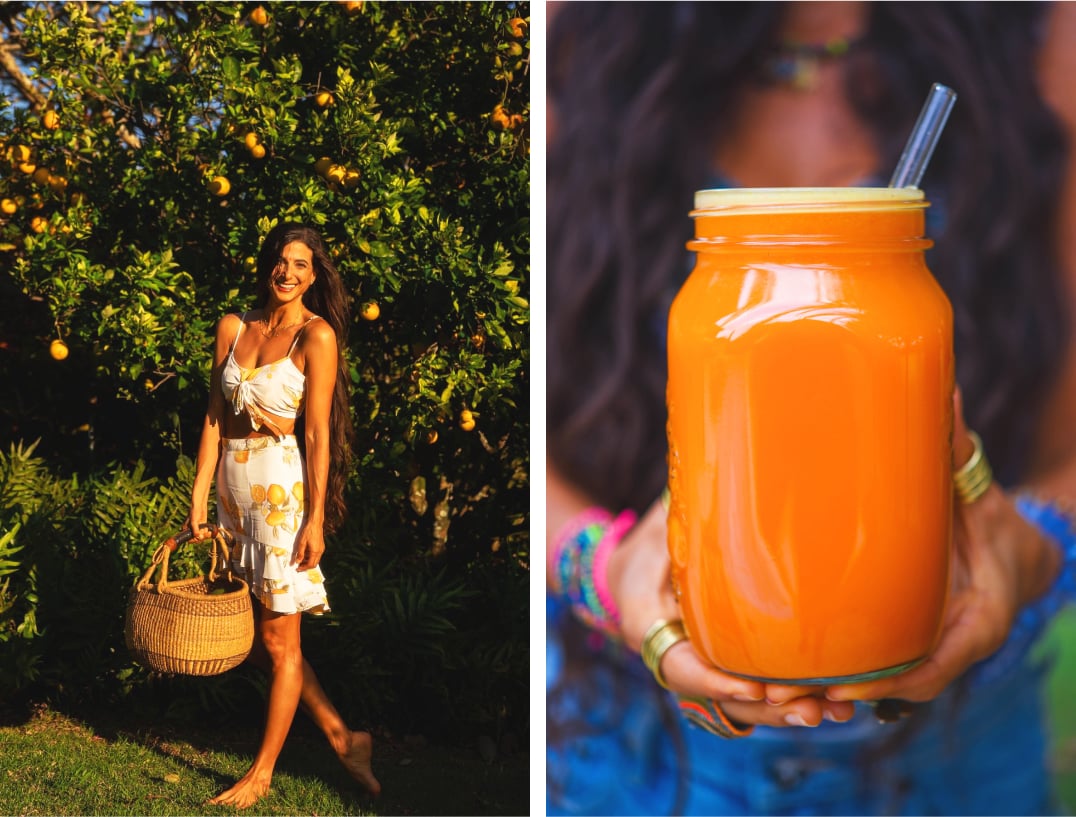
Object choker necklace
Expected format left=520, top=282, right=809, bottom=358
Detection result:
left=756, top=34, right=863, bottom=91
left=258, top=316, right=304, bottom=338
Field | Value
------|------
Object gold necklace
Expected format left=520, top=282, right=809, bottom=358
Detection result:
left=258, top=315, right=304, bottom=338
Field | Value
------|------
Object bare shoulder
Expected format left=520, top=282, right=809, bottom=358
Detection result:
left=303, top=316, right=338, bottom=348
left=217, top=311, right=244, bottom=336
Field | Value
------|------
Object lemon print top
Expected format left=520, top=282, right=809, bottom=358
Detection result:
left=221, top=313, right=317, bottom=438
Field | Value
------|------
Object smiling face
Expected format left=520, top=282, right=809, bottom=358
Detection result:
left=268, top=241, right=316, bottom=305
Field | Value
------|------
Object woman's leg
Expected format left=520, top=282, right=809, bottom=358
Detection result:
left=242, top=606, right=382, bottom=798
left=209, top=607, right=304, bottom=808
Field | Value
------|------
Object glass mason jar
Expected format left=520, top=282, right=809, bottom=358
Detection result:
left=666, top=187, right=954, bottom=684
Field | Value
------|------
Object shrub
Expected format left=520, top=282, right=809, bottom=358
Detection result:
left=0, top=1, right=529, bottom=740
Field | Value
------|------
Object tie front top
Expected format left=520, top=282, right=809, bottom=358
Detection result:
left=221, top=313, right=317, bottom=437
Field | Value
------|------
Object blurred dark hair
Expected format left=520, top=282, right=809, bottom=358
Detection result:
left=548, top=1, right=1069, bottom=513
left=256, top=222, right=354, bottom=532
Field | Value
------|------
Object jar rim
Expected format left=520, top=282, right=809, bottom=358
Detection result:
left=693, top=187, right=926, bottom=214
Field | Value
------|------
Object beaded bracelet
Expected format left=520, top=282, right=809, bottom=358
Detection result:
left=549, top=508, right=612, bottom=597
left=549, top=507, right=637, bottom=636
left=968, top=494, right=1076, bottom=689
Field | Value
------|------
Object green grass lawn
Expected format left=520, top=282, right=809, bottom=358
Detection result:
left=0, top=703, right=528, bottom=816
left=1045, top=605, right=1076, bottom=811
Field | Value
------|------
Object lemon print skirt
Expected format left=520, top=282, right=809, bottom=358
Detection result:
left=217, top=435, right=329, bottom=615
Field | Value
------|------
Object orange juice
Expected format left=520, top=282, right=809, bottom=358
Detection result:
left=666, top=188, right=953, bottom=683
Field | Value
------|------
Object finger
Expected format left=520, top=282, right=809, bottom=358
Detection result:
left=824, top=625, right=976, bottom=703
left=298, top=552, right=321, bottom=570
left=720, top=696, right=857, bottom=729
left=660, top=641, right=766, bottom=702
left=762, top=682, right=824, bottom=705
left=825, top=664, right=935, bottom=704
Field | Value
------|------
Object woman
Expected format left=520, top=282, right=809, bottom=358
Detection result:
left=186, top=222, right=380, bottom=808
left=548, top=2, right=1076, bottom=814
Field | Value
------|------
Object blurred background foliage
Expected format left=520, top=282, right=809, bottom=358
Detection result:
left=0, top=0, right=529, bottom=746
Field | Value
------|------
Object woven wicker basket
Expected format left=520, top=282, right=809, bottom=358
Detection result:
left=125, top=526, right=254, bottom=676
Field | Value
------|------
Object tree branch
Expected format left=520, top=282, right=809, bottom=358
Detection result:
left=0, top=41, right=47, bottom=108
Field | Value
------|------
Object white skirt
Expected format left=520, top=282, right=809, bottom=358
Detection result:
left=216, top=435, right=330, bottom=615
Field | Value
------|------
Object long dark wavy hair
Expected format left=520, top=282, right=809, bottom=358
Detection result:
left=549, top=0, right=1068, bottom=512
left=548, top=1, right=1069, bottom=809
left=255, top=222, right=354, bottom=533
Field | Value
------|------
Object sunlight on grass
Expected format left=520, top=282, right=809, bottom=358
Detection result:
left=0, top=705, right=528, bottom=816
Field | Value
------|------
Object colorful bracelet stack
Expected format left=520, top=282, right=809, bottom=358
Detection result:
left=969, top=494, right=1076, bottom=690
left=549, top=507, right=638, bottom=636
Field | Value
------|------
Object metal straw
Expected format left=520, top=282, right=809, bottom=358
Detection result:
left=888, top=83, right=957, bottom=189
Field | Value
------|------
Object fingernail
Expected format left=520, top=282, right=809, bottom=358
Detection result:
left=784, top=713, right=811, bottom=727
left=823, top=709, right=849, bottom=724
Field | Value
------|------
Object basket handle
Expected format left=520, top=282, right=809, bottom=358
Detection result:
left=134, top=524, right=237, bottom=592
left=207, top=526, right=237, bottom=584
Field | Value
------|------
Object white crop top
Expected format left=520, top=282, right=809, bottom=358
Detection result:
left=221, top=313, right=317, bottom=437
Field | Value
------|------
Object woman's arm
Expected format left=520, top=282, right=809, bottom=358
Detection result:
left=187, top=314, right=238, bottom=540
left=293, top=319, right=337, bottom=570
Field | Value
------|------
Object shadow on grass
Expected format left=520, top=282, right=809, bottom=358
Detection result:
left=0, top=677, right=529, bottom=817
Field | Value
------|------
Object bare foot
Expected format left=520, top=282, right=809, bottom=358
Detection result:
left=339, top=730, right=381, bottom=796
left=207, top=770, right=272, bottom=809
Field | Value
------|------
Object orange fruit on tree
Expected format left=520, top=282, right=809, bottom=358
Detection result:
left=49, top=339, right=69, bottom=360
left=0, top=198, right=16, bottom=215
left=459, top=409, right=476, bottom=431
left=208, top=175, right=231, bottom=196
left=361, top=301, right=380, bottom=321
left=326, top=164, right=347, bottom=185
left=244, top=132, right=261, bottom=150
left=250, top=6, right=268, bottom=26
left=316, top=91, right=334, bottom=108
left=491, top=105, right=512, bottom=130
left=314, top=156, right=333, bottom=176
left=249, top=143, right=266, bottom=159
left=30, top=215, right=48, bottom=233
left=42, top=109, right=60, bottom=130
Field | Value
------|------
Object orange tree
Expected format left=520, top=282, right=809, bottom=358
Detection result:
left=0, top=1, right=528, bottom=740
